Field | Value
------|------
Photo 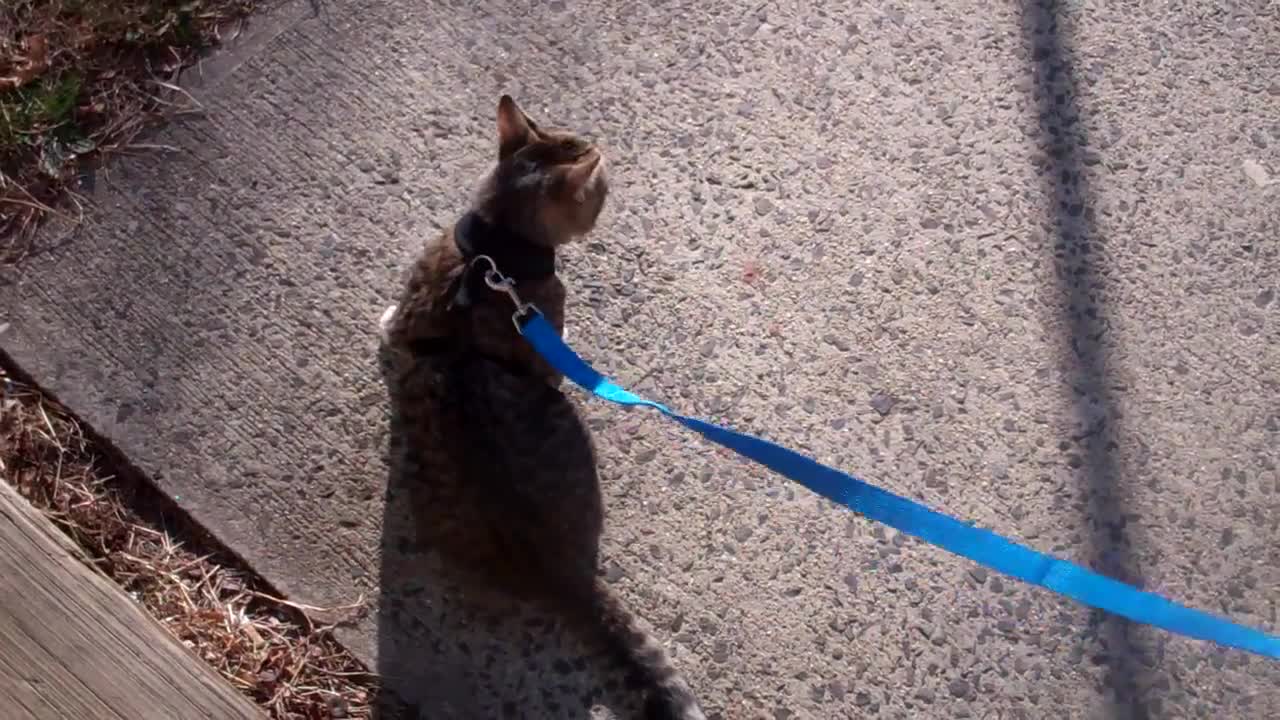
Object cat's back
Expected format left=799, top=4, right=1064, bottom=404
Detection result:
left=393, top=351, right=604, bottom=586
left=448, top=354, right=596, bottom=481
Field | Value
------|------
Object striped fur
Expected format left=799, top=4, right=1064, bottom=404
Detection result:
left=381, top=95, right=704, bottom=718
left=584, top=577, right=705, bottom=720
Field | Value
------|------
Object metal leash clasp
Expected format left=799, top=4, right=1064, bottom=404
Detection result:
left=471, top=255, right=538, bottom=331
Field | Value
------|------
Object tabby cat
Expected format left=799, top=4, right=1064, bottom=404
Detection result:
left=378, top=95, right=704, bottom=720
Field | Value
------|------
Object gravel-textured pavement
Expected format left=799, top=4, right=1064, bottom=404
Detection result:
left=2, top=1, right=1278, bottom=717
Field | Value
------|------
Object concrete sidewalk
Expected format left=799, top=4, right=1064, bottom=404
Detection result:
left=2, top=1, right=1278, bottom=717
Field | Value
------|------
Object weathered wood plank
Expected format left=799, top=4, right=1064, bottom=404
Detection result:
left=0, top=482, right=263, bottom=720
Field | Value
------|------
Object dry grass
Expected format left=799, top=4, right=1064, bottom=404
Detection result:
left=0, top=364, right=393, bottom=720
left=0, top=0, right=258, bottom=260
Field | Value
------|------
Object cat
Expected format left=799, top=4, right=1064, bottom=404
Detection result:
left=378, top=95, right=704, bottom=720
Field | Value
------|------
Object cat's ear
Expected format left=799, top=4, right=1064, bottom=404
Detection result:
left=497, top=95, right=538, bottom=159
left=562, top=151, right=602, bottom=202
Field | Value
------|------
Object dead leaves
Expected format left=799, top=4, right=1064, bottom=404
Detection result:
left=0, top=34, right=48, bottom=90
left=2, top=0, right=256, bottom=250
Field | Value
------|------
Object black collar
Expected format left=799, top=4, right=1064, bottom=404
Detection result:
left=448, top=212, right=555, bottom=311
left=408, top=214, right=556, bottom=368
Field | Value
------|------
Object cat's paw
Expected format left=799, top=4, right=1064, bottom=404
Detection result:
left=378, top=304, right=398, bottom=344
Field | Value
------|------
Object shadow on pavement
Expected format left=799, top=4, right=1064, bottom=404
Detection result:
left=1019, top=2, right=1164, bottom=717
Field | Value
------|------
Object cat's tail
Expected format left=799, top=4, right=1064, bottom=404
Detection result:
left=585, top=577, right=706, bottom=720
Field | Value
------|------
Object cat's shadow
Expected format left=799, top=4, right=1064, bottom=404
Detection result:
left=372, top=345, right=641, bottom=720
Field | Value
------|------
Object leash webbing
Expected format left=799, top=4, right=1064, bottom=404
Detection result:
left=517, top=311, right=1280, bottom=660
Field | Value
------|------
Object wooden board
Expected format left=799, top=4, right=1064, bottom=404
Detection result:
left=0, top=482, right=263, bottom=720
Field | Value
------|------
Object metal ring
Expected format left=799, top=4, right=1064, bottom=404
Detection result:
left=510, top=303, right=539, bottom=332
left=483, top=270, right=508, bottom=291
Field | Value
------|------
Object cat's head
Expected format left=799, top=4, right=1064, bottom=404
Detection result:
left=475, top=95, right=608, bottom=245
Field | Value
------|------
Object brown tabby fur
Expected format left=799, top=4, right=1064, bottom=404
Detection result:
left=378, top=96, right=704, bottom=720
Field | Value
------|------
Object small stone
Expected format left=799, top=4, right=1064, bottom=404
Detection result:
left=854, top=692, right=872, bottom=707
left=1242, top=159, right=1271, bottom=187
left=870, top=392, right=895, bottom=416
left=949, top=678, right=972, bottom=698
left=969, top=567, right=988, bottom=585
left=604, top=562, right=626, bottom=583
left=1255, top=289, right=1274, bottom=308
left=823, top=333, right=850, bottom=351
left=920, top=215, right=941, bottom=229
left=915, top=687, right=936, bottom=704
left=843, top=573, right=858, bottom=593
left=1015, top=599, right=1031, bottom=619
left=754, top=197, right=775, bottom=216
left=808, top=682, right=828, bottom=702
left=712, top=639, right=731, bottom=663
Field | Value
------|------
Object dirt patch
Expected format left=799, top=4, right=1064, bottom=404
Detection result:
left=0, top=0, right=259, bottom=259
left=0, top=360, right=400, bottom=719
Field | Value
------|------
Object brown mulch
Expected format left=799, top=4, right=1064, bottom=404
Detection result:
left=1, top=0, right=259, bottom=260
left=0, top=362, right=393, bottom=719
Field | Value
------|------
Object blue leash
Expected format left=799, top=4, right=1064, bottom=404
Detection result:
left=514, top=309, right=1280, bottom=661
